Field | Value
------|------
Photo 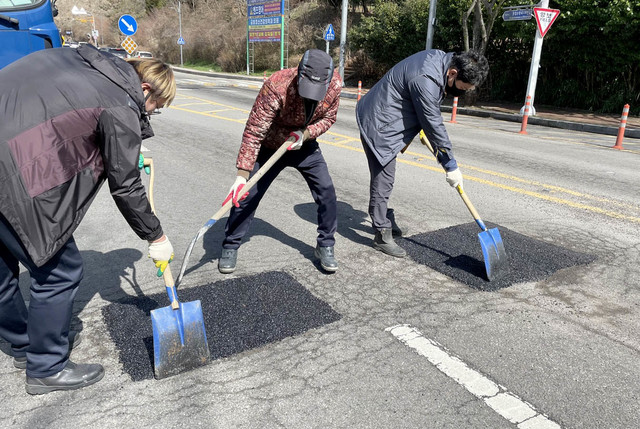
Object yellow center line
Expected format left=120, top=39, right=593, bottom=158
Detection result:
left=169, top=94, right=640, bottom=224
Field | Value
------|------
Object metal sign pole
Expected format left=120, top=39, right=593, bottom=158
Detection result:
left=178, top=1, right=183, bottom=67
left=520, top=0, right=549, bottom=115
left=338, top=0, right=348, bottom=85
left=425, top=0, right=437, bottom=50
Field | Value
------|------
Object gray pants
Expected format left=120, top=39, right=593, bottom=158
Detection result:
left=361, top=136, right=396, bottom=231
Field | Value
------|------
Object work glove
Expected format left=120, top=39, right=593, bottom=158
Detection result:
left=286, top=130, right=306, bottom=151
left=138, top=154, right=151, bottom=175
left=445, top=168, right=463, bottom=189
left=222, top=176, right=248, bottom=208
left=148, top=235, right=174, bottom=277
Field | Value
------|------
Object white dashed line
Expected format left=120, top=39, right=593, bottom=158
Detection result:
left=386, top=324, right=561, bottom=429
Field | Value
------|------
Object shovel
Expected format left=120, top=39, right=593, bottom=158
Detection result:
left=176, top=139, right=292, bottom=287
left=418, top=130, right=508, bottom=281
left=142, top=154, right=210, bottom=379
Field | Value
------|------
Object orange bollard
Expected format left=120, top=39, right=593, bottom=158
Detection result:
left=613, top=104, right=630, bottom=150
left=263, top=71, right=266, bottom=82
left=357, top=81, right=362, bottom=102
left=519, top=95, right=531, bottom=135
left=449, top=96, right=459, bottom=123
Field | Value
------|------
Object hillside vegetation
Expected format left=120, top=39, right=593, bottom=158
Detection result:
left=55, top=0, right=639, bottom=115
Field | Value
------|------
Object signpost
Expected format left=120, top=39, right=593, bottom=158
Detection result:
left=323, top=24, right=335, bottom=54
left=246, top=0, right=287, bottom=73
left=533, top=7, right=560, bottom=38
left=502, top=8, right=532, bottom=21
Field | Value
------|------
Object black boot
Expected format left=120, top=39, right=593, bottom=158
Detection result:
left=25, top=361, right=104, bottom=395
left=386, top=208, right=409, bottom=237
left=218, top=248, right=238, bottom=274
left=314, top=245, right=338, bottom=272
left=373, top=228, right=407, bottom=258
left=13, top=330, right=82, bottom=370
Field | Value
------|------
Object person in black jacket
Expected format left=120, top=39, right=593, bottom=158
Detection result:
left=0, top=45, right=176, bottom=395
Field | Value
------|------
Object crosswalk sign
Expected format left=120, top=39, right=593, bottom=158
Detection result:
left=323, top=24, right=335, bottom=41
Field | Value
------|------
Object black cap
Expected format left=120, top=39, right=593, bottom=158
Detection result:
left=298, top=49, right=334, bottom=101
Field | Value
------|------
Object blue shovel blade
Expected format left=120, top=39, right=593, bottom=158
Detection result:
left=477, top=227, right=508, bottom=281
left=151, top=299, right=210, bottom=379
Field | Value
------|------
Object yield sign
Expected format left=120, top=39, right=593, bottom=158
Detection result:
left=534, top=7, right=560, bottom=38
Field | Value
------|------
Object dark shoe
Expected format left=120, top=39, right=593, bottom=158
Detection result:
left=25, top=360, right=104, bottom=395
left=387, top=208, right=409, bottom=237
left=374, top=228, right=407, bottom=258
left=314, top=245, right=338, bottom=272
left=218, top=248, right=238, bottom=274
left=13, top=331, right=82, bottom=370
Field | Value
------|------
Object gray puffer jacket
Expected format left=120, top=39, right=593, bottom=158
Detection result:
left=356, top=49, right=457, bottom=171
left=0, top=45, right=162, bottom=266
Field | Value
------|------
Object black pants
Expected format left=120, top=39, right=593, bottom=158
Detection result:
left=0, top=215, right=83, bottom=378
left=223, top=140, right=337, bottom=249
left=361, top=136, right=396, bottom=231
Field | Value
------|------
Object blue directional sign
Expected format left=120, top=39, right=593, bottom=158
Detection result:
left=323, top=24, right=335, bottom=41
left=502, top=8, right=532, bottom=21
left=177, top=37, right=186, bottom=45
left=118, top=14, right=138, bottom=36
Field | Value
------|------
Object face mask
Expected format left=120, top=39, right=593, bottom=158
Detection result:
left=446, top=78, right=466, bottom=97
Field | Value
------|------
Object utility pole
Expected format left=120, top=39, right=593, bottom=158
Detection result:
left=338, top=0, right=348, bottom=85
left=521, top=0, right=549, bottom=115
left=425, top=0, right=437, bottom=50
left=178, top=1, right=184, bottom=66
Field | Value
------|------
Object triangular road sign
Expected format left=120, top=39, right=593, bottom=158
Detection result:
left=534, top=8, right=560, bottom=38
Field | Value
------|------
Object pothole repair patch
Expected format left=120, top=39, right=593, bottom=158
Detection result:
left=400, top=222, right=596, bottom=291
left=102, top=271, right=341, bottom=381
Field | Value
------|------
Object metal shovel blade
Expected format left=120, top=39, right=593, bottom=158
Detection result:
left=151, top=298, right=210, bottom=379
left=477, top=227, right=508, bottom=281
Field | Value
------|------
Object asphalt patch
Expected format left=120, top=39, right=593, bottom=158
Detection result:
left=102, top=271, right=341, bottom=381
left=400, top=222, right=596, bottom=291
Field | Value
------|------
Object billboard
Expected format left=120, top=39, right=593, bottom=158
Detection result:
left=248, top=0, right=284, bottom=43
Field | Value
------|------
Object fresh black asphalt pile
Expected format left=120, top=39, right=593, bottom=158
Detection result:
left=102, top=271, right=341, bottom=381
left=400, top=222, right=596, bottom=291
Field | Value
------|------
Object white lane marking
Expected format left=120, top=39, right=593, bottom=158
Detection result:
left=386, top=324, right=561, bottom=429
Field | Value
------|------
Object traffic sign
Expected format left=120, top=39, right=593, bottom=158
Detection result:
left=323, top=24, right=335, bottom=41
left=177, top=37, right=186, bottom=45
left=502, top=8, right=532, bottom=21
left=121, top=36, right=138, bottom=55
left=118, top=14, right=138, bottom=36
left=533, top=8, right=560, bottom=38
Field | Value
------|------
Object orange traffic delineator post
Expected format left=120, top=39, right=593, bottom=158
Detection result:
left=357, top=81, right=362, bottom=102
left=519, top=95, right=532, bottom=135
left=613, top=104, right=630, bottom=150
left=449, top=96, right=459, bottom=123
left=263, top=71, right=267, bottom=82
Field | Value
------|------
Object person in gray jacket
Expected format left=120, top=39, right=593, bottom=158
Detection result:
left=356, top=50, right=489, bottom=257
left=0, top=45, right=176, bottom=394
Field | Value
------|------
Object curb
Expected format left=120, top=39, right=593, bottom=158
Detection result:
left=172, top=66, right=638, bottom=140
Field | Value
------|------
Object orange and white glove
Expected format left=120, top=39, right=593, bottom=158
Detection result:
left=223, top=176, right=248, bottom=208
left=286, top=130, right=306, bottom=151
left=148, top=235, right=174, bottom=277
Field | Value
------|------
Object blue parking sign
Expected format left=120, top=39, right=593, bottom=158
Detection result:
left=118, top=15, right=138, bottom=36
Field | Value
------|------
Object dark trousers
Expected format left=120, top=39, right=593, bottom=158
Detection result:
left=0, top=215, right=83, bottom=378
left=361, top=136, right=396, bottom=231
left=223, top=140, right=337, bottom=249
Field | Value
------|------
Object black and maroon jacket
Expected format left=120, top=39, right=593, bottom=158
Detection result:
left=0, top=45, right=162, bottom=267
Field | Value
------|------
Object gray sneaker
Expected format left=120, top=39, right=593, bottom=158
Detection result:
left=13, top=330, right=82, bottom=370
left=314, top=245, right=338, bottom=272
left=218, top=248, right=238, bottom=274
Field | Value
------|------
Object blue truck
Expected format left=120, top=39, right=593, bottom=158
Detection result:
left=0, top=0, right=61, bottom=69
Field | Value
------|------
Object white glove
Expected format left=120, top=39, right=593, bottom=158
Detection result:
left=286, top=130, right=305, bottom=150
left=222, top=176, right=248, bottom=208
left=148, top=235, right=174, bottom=276
left=445, top=168, right=463, bottom=189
